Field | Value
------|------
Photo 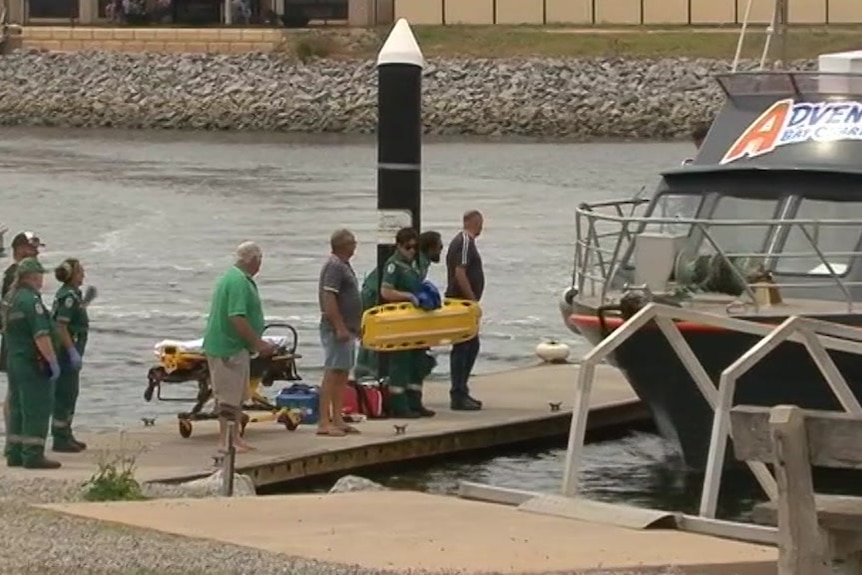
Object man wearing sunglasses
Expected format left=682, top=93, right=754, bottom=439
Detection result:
left=379, top=227, right=435, bottom=419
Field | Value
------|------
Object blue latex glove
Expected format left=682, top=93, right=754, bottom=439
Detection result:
left=48, top=360, right=60, bottom=383
left=407, top=294, right=420, bottom=306
left=68, top=347, right=82, bottom=371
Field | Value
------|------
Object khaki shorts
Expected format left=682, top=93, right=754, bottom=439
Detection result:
left=207, top=349, right=250, bottom=411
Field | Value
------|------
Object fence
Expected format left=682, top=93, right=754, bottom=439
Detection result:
left=395, top=0, right=862, bottom=25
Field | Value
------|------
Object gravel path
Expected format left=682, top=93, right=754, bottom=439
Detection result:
left=0, top=475, right=758, bottom=575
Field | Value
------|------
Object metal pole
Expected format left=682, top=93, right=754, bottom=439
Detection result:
left=221, top=421, right=236, bottom=496
left=374, top=18, right=425, bottom=382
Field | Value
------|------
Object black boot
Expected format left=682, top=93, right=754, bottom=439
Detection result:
left=23, top=456, right=62, bottom=469
left=416, top=406, right=436, bottom=417
left=71, top=436, right=87, bottom=451
left=53, top=438, right=83, bottom=453
left=450, top=394, right=482, bottom=411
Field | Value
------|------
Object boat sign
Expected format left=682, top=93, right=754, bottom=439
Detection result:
left=720, top=98, right=862, bottom=164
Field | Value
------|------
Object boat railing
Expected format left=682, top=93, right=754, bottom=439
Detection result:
left=561, top=302, right=862, bottom=541
left=574, top=199, right=862, bottom=313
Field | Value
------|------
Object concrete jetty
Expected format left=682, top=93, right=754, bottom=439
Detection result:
left=3, top=363, right=645, bottom=488
left=42, top=490, right=777, bottom=574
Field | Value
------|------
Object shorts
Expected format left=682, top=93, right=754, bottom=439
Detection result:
left=206, top=349, right=250, bottom=411
left=320, top=324, right=356, bottom=372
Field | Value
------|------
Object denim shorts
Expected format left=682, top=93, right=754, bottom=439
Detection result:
left=320, top=324, right=356, bottom=372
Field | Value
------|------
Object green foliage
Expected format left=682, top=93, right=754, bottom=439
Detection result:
left=82, top=432, right=147, bottom=502
left=294, top=35, right=335, bottom=63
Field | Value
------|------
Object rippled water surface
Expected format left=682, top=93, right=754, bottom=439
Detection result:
left=0, top=128, right=745, bottom=514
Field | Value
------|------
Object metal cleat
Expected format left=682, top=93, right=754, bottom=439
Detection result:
left=549, top=402, right=562, bottom=412
left=141, top=417, right=156, bottom=427
left=393, top=424, right=407, bottom=435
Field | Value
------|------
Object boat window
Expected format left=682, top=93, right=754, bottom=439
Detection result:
left=774, top=199, right=862, bottom=276
left=698, top=196, right=781, bottom=259
left=643, top=193, right=702, bottom=236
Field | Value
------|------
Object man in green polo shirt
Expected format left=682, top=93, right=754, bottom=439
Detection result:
left=202, top=241, right=277, bottom=454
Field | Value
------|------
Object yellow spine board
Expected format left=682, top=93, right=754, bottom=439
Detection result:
left=360, top=298, right=482, bottom=351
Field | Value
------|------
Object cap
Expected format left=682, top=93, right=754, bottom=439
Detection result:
left=17, top=257, right=45, bottom=275
left=11, top=231, right=45, bottom=249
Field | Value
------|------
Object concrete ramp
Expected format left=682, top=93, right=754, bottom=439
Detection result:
left=40, top=491, right=776, bottom=574
left=517, top=494, right=678, bottom=530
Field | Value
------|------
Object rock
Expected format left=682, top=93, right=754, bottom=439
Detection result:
left=328, top=475, right=388, bottom=493
left=0, top=50, right=817, bottom=138
left=175, top=470, right=257, bottom=497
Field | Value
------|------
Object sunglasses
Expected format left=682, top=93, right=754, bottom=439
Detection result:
left=402, top=243, right=417, bottom=251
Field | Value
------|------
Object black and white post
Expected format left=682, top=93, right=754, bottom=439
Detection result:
left=375, top=18, right=425, bottom=380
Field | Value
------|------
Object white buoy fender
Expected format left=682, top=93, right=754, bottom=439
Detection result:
left=536, top=340, right=570, bottom=363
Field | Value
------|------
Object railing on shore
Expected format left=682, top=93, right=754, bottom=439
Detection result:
left=573, top=197, right=862, bottom=313
left=562, top=303, right=862, bottom=529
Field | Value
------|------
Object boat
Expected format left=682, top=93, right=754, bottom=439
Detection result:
left=558, top=2, right=862, bottom=471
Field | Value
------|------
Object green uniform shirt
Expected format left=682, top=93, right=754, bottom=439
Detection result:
left=416, top=253, right=431, bottom=281
left=52, top=284, right=89, bottom=356
left=202, top=265, right=265, bottom=358
left=4, top=285, right=52, bottom=366
left=381, top=252, right=421, bottom=298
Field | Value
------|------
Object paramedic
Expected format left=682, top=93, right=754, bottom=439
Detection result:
left=202, top=241, right=277, bottom=454
left=445, top=210, right=485, bottom=411
left=380, top=227, right=434, bottom=418
left=316, top=228, right=362, bottom=437
left=416, top=231, right=443, bottom=280
left=51, top=258, right=89, bottom=453
left=1, top=232, right=43, bottom=462
left=4, top=257, right=61, bottom=469
left=355, top=230, right=443, bottom=380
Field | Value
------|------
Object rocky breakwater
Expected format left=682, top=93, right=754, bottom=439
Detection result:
left=0, top=50, right=812, bottom=138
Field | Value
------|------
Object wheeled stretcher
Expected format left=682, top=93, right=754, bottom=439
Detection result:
left=144, top=323, right=304, bottom=439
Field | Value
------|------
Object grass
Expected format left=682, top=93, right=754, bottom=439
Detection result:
left=316, top=24, right=862, bottom=60
left=81, top=431, right=147, bottom=502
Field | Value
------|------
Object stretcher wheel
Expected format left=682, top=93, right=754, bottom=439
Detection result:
left=178, top=418, right=192, bottom=438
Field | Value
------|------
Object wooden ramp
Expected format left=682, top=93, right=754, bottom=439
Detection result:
left=41, top=491, right=777, bottom=574
left=3, top=363, right=645, bottom=488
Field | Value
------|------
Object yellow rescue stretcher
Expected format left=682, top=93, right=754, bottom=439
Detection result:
left=360, top=298, right=482, bottom=352
left=143, top=323, right=304, bottom=439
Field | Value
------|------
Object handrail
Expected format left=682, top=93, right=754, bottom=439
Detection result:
left=573, top=200, right=862, bottom=313
left=561, top=304, right=862, bottom=524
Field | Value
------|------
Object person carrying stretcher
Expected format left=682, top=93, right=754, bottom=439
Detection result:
left=379, top=228, right=435, bottom=419
left=355, top=230, right=442, bottom=381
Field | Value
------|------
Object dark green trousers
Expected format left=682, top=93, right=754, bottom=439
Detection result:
left=387, top=349, right=426, bottom=413
left=51, top=366, right=79, bottom=445
left=5, top=360, right=53, bottom=465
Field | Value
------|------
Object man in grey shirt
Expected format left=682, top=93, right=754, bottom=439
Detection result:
left=445, top=210, right=485, bottom=411
left=317, top=228, right=362, bottom=437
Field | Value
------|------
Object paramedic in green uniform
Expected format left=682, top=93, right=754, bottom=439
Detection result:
left=3, top=257, right=61, bottom=469
left=1, top=232, right=43, bottom=442
left=356, top=231, right=443, bottom=380
left=50, top=258, right=88, bottom=453
left=379, top=228, right=434, bottom=419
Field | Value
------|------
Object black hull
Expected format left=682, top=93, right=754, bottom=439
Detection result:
left=572, top=303, right=862, bottom=471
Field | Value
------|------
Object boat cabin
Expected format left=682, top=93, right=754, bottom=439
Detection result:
left=574, top=51, right=862, bottom=315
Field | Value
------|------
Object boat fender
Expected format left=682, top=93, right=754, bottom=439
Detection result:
left=536, top=340, right=570, bottom=364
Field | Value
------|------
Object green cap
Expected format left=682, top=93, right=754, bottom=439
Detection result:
left=17, top=257, right=45, bottom=275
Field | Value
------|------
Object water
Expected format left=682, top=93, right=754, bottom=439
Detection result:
left=0, top=128, right=737, bottom=515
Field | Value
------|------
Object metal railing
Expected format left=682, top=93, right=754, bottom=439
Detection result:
left=561, top=303, right=862, bottom=523
left=574, top=198, right=862, bottom=313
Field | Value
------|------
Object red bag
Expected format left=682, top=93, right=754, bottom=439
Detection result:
left=342, top=380, right=386, bottom=419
